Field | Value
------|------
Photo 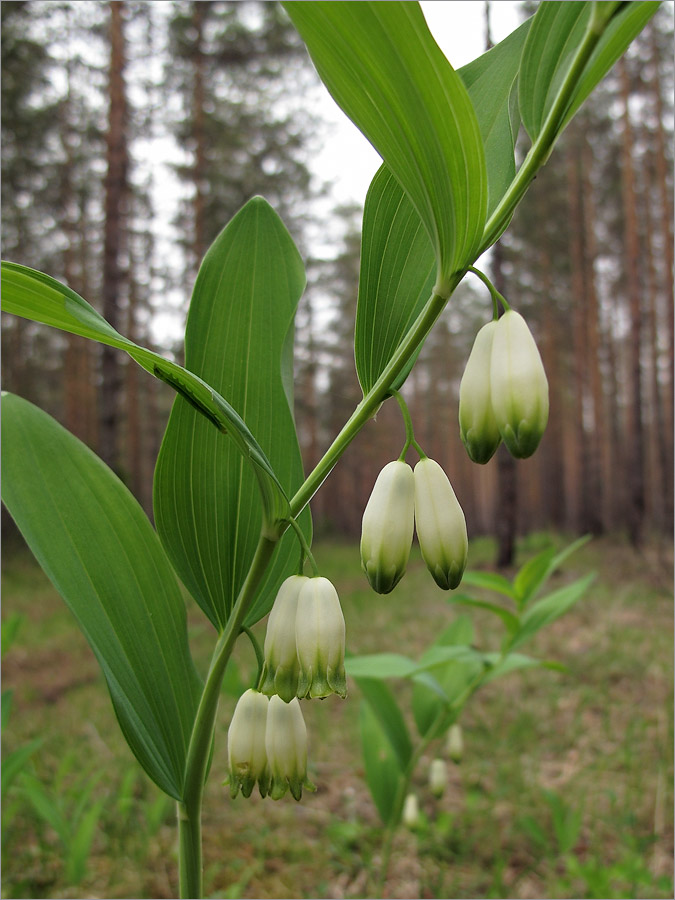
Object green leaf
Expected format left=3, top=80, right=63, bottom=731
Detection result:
left=1, top=739, right=43, bottom=796
left=559, top=2, right=661, bottom=131
left=153, top=198, right=310, bottom=631
left=354, top=165, right=436, bottom=394
left=1, top=393, right=202, bottom=800
left=519, top=2, right=659, bottom=142
left=435, top=614, right=475, bottom=647
left=412, top=676, right=446, bottom=738
left=458, top=18, right=531, bottom=216
left=410, top=644, right=482, bottom=676
left=508, top=573, right=596, bottom=653
left=513, top=546, right=557, bottom=608
left=345, top=653, right=417, bottom=680
left=481, top=652, right=565, bottom=684
left=0, top=260, right=290, bottom=531
left=447, top=594, right=520, bottom=634
left=359, top=701, right=403, bottom=826
left=460, top=570, right=515, bottom=599
left=283, top=1, right=487, bottom=293
left=353, top=678, right=412, bottom=769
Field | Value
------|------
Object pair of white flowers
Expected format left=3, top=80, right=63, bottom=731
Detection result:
left=459, top=309, right=549, bottom=464
left=227, top=689, right=315, bottom=801
left=360, top=457, right=468, bottom=593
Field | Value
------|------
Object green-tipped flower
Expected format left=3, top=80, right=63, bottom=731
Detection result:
left=429, top=758, right=448, bottom=798
left=414, top=458, right=468, bottom=590
left=295, top=577, right=347, bottom=699
left=227, top=689, right=270, bottom=799
left=459, top=320, right=502, bottom=464
left=446, top=723, right=464, bottom=764
left=265, top=695, right=315, bottom=801
left=360, top=460, right=415, bottom=593
left=490, top=310, right=549, bottom=458
left=261, top=575, right=308, bottom=702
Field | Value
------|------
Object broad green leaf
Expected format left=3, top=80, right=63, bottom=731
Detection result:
left=447, top=594, right=520, bottom=634
left=153, top=198, right=310, bottom=631
left=354, top=165, right=435, bottom=394
left=458, top=18, right=531, bottom=216
left=2, top=393, right=202, bottom=800
left=0, top=260, right=290, bottom=530
left=519, top=2, right=659, bottom=142
left=513, top=546, right=557, bottom=608
left=550, top=535, right=592, bottom=571
left=460, top=570, right=515, bottom=599
left=284, top=1, right=487, bottom=293
left=412, top=677, right=446, bottom=738
left=353, top=678, right=412, bottom=768
left=359, top=701, right=403, bottom=826
left=481, top=652, right=565, bottom=684
left=345, top=653, right=417, bottom=680
left=410, top=644, right=482, bottom=676
left=508, top=574, right=596, bottom=652
left=435, top=614, right=475, bottom=647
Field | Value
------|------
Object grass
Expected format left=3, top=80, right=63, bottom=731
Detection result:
left=1, top=532, right=673, bottom=899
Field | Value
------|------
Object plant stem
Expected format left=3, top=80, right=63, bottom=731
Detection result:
left=289, top=282, right=461, bottom=518
left=178, top=534, right=277, bottom=899
left=467, top=265, right=510, bottom=317
left=478, top=16, right=605, bottom=255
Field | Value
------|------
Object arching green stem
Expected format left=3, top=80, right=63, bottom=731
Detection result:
left=393, top=389, right=426, bottom=460
left=241, top=625, right=264, bottom=686
left=467, top=265, right=510, bottom=318
left=288, top=515, right=319, bottom=576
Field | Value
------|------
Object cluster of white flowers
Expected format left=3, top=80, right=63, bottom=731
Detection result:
left=227, top=574, right=346, bottom=801
left=360, top=457, right=467, bottom=593
left=459, top=310, right=549, bottom=464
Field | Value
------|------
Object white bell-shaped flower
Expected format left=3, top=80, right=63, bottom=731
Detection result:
left=459, top=320, right=502, bottom=464
left=446, top=722, right=464, bottom=764
left=227, top=689, right=270, bottom=799
left=295, top=576, right=347, bottom=699
left=261, top=575, right=308, bottom=702
left=265, top=695, right=315, bottom=800
left=490, top=310, right=549, bottom=458
left=414, top=458, right=468, bottom=590
left=429, top=758, right=448, bottom=798
left=360, top=460, right=415, bottom=593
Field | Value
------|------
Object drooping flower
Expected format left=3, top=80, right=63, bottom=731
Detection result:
left=226, top=689, right=270, bottom=799
left=429, top=758, right=448, bottom=798
left=260, top=575, right=308, bottom=702
left=446, top=723, right=464, bottom=764
left=265, top=695, right=315, bottom=800
left=459, top=320, right=502, bottom=464
left=402, top=793, right=420, bottom=828
left=295, top=576, right=347, bottom=699
left=490, top=310, right=549, bottom=458
left=414, top=458, right=468, bottom=590
left=360, top=460, right=415, bottom=593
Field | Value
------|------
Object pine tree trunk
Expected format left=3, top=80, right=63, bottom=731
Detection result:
left=100, top=0, right=129, bottom=475
left=581, top=137, right=605, bottom=534
left=620, top=58, right=645, bottom=547
left=192, top=1, right=207, bottom=267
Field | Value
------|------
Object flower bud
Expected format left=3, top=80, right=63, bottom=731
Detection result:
left=490, top=310, right=549, bottom=458
left=295, top=576, right=347, bottom=699
left=446, top=723, right=464, bottom=764
left=459, top=320, right=502, bottom=464
left=265, top=695, right=315, bottom=800
left=402, top=793, right=420, bottom=828
left=429, top=758, right=447, bottom=798
left=414, top=459, right=468, bottom=590
left=261, top=575, right=308, bottom=702
left=227, top=689, right=270, bottom=799
left=360, top=461, right=415, bottom=594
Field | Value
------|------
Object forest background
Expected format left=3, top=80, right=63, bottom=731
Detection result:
left=1, top=2, right=674, bottom=899
left=2, top=0, right=673, bottom=553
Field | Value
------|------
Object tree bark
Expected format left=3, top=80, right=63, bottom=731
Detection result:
left=619, top=58, right=645, bottom=547
left=192, top=1, right=207, bottom=268
left=100, top=0, right=129, bottom=475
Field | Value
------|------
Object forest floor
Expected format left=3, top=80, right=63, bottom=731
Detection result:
left=2, top=532, right=673, bottom=900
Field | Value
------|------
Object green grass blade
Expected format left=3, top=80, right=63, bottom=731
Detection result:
left=2, top=393, right=202, bottom=800
left=153, top=197, right=310, bottom=631
left=0, top=260, right=290, bottom=528
left=283, top=1, right=487, bottom=294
